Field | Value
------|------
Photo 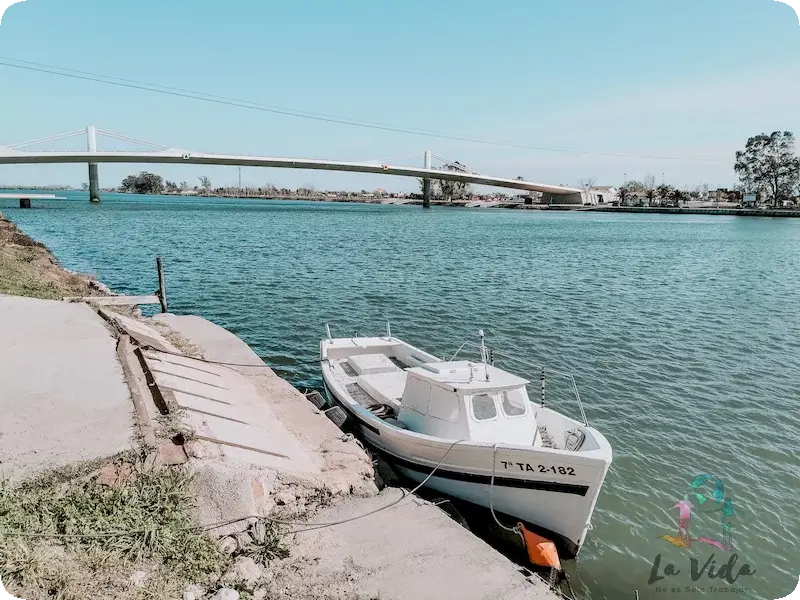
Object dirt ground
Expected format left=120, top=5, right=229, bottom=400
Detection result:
left=0, top=212, right=105, bottom=300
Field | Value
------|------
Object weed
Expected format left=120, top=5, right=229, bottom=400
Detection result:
left=0, top=451, right=232, bottom=599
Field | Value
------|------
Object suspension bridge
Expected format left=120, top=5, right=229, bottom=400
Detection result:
left=0, top=127, right=583, bottom=207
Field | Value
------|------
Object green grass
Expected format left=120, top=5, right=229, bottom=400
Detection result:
left=0, top=452, right=228, bottom=599
left=0, top=450, right=297, bottom=600
left=0, top=214, right=96, bottom=300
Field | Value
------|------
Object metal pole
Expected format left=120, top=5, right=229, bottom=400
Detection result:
left=87, top=126, right=100, bottom=203
left=540, top=367, right=546, bottom=407
left=422, top=150, right=432, bottom=209
left=156, top=257, right=168, bottom=313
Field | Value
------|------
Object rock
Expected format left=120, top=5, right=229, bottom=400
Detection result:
left=186, top=439, right=223, bottom=460
left=219, top=536, right=238, bottom=554
left=183, top=584, right=205, bottom=600
left=351, top=479, right=379, bottom=497
left=274, top=491, right=296, bottom=506
left=130, top=570, right=149, bottom=587
left=252, top=589, right=268, bottom=600
left=223, top=556, right=262, bottom=587
left=211, top=589, right=239, bottom=600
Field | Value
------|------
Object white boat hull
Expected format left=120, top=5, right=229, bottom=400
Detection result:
left=322, top=376, right=611, bottom=558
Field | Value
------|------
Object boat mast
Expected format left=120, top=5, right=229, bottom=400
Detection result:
left=479, top=330, right=490, bottom=382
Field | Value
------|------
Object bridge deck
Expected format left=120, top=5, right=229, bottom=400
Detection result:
left=0, top=150, right=582, bottom=196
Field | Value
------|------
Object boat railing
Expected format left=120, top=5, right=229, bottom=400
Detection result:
left=454, top=343, right=589, bottom=427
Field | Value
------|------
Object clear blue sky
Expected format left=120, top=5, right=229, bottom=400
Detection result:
left=0, top=0, right=798, bottom=192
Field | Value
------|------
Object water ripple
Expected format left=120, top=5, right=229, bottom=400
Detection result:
left=3, top=194, right=799, bottom=600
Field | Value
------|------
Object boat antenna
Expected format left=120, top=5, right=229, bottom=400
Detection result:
left=479, top=330, right=490, bottom=382
left=325, top=323, right=332, bottom=340
left=540, top=367, right=546, bottom=407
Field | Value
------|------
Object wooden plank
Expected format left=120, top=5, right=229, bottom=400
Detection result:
left=69, top=295, right=160, bottom=306
left=116, top=334, right=157, bottom=448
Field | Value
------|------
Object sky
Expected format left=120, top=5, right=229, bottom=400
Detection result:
left=0, top=0, right=798, bottom=192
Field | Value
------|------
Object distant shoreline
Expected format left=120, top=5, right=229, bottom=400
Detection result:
left=4, top=188, right=800, bottom=217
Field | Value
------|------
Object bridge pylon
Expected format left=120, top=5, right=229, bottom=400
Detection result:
left=422, top=150, right=432, bottom=209
left=87, top=126, right=100, bottom=203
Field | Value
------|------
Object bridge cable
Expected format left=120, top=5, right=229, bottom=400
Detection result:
left=0, top=57, right=725, bottom=163
left=95, top=129, right=170, bottom=151
left=6, top=129, right=87, bottom=150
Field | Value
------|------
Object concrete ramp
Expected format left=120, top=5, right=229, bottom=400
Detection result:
left=99, top=310, right=181, bottom=353
left=143, top=349, right=320, bottom=473
left=0, top=296, right=134, bottom=481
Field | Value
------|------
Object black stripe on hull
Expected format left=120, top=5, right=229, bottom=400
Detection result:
left=325, top=383, right=589, bottom=497
left=391, top=455, right=590, bottom=496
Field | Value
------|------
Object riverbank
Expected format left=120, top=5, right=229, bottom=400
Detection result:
left=0, top=212, right=111, bottom=298
left=0, top=215, right=558, bottom=600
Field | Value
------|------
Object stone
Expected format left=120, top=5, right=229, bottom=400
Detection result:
left=252, top=589, right=268, bottom=600
left=223, top=556, right=262, bottom=587
left=97, top=463, right=134, bottom=487
left=186, top=439, right=223, bottom=460
left=219, top=536, right=238, bottom=554
left=211, top=589, right=239, bottom=600
left=130, top=570, right=149, bottom=587
left=274, top=491, right=296, bottom=506
left=183, top=584, right=205, bottom=600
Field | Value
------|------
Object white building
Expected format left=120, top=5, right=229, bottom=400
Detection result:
left=581, top=186, right=618, bottom=205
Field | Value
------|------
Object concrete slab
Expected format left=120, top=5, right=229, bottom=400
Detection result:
left=142, top=349, right=320, bottom=473
left=0, top=296, right=135, bottom=481
left=70, top=295, right=160, bottom=306
left=152, top=314, right=376, bottom=496
left=99, top=309, right=181, bottom=353
left=282, top=489, right=555, bottom=600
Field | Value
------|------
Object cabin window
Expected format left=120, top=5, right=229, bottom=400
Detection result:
left=470, top=393, right=498, bottom=421
left=428, top=386, right=460, bottom=423
left=501, top=388, right=528, bottom=417
left=404, top=378, right=431, bottom=415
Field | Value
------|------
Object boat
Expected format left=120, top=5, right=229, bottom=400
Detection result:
left=319, top=325, right=612, bottom=558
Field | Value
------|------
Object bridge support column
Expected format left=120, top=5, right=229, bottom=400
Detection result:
left=87, top=126, right=100, bottom=203
left=422, top=150, right=432, bottom=208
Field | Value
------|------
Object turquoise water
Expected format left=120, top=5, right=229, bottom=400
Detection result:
left=3, top=192, right=799, bottom=600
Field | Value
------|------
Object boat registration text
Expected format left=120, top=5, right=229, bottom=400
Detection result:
left=499, top=462, right=576, bottom=476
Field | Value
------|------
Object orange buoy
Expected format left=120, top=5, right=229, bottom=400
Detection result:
left=518, top=523, right=562, bottom=571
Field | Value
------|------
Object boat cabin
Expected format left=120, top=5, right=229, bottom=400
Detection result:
left=396, top=361, right=536, bottom=444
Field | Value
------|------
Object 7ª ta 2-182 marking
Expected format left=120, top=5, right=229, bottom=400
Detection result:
left=499, top=461, right=576, bottom=476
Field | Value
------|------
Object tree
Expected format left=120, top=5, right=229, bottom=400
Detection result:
left=578, top=176, right=596, bottom=191
left=198, top=176, right=212, bottom=195
left=165, top=180, right=179, bottom=193
left=119, top=171, right=165, bottom=195
left=179, top=181, right=188, bottom=190
left=81, top=182, right=89, bottom=192
left=643, top=174, right=657, bottom=204
left=735, top=131, right=800, bottom=206
left=433, top=161, right=470, bottom=202
left=578, top=176, right=596, bottom=203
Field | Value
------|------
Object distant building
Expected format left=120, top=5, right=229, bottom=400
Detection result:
left=582, top=186, right=618, bottom=205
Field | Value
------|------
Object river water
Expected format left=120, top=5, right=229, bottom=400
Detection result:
left=3, top=192, right=798, bottom=600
